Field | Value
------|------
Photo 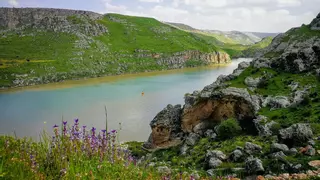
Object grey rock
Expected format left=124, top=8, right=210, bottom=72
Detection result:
left=157, top=166, right=171, bottom=175
left=293, top=59, right=307, bottom=72
left=180, top=144, right=189, bottom=156
left=244, top=142, right=262, bottom=155
left=279, top=123, right=313, bottom=146
left=206, top=150, right=227, bottom=161
left=207, top=169, right=215, bottom=177
left=244, top=77, right=263, bottom=88
left=287, top=148, right=298, bottom=155
left=193, top=120, right=214, bottom=136
left=269, top=151, right=286, bottom=159
left=271, top=143, right=289, bottom=153
left=251, top=58, right=271, bottom=68
left=185, top=133, right=200, bottom=146
left=144, top=104, right=182, bottom=148
left=229, top=149, right=244, bottom=162
left=147, top=162, right=155, bottom=167
left=262, top=96, right=291, bottom=109
left=292, top=164, right=302, bottom=173
left=238, top=61, right=250, bottom=69
left=253, top=115, right=276, bottom=137
left=208, top=158, right=223, bottom=168
left=204, top=129, right=217, bottom=140
left=245, top=157, right=264, bottom=174
left=288, top=82, right=299, bottom=91
left=291, top=88, right=309, bottom=106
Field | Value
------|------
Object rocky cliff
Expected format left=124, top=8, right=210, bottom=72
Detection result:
left=0, top=8, right=107, bottom=36
left=142, top=12, right=320, bottom=178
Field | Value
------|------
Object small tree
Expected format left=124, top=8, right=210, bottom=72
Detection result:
left=217, top=118, right=242, bottom=140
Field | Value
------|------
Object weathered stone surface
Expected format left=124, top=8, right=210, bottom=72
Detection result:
left=157, top=166, right=171, bottom=175
left=253, top=116, right=276, bottom=137
left=0, top=8, right=107, bottom=36
left=244, top=142, right=262, bottom=155
left=208, top=158, right=223, bottom=168
left=269, top=151, right=286, bottom=159
left=182, top=87, right=261, bottom=133
left=206, top=150, right=227, bottom=161
left=279, top=123, right=313, bottom=146
left=157, top=50, right=231, bottom=69
left=185, top=133, right=200, bottom=146
left=229, top=149, right=244, bottom=162
left=271, top=143, right=289, bottom=153
left=143, top=104, right=182, bottom=149
left=204, top=129, right=217, bottom=140
left=180, top=144, right=189, bottom=155
left=262, top=96, right=291, bottom=109
left=244, top=77, right=263, bottom=88
left=310, top=13, right=320, bottom=30
left=245, top=157, right=264, bottom=174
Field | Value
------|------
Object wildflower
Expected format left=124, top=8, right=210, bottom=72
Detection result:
left=74, top=118, right=79, bottom=124
left=63, top=121, right=67, bottom=125
left=111, top=129, right=117, bottom=133
left=53, top=124, right=59, bottom=128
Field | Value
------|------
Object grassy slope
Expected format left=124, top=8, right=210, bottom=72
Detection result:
left=0, top=13, right=225, bottom=87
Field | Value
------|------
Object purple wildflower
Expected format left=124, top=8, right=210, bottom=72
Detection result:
left=74, top=119, right=79, bottom=124
left=63, top=121, right=67, bottom=125
left=111, top=129, right=117, bottom=133
left=53, top=124, right=59, bottom=128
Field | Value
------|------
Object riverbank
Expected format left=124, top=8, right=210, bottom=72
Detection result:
left=0, top=61, right=236, bottom=93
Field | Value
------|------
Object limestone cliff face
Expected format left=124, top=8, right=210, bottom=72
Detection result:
left=156, top=50, right=231, bottom=68
left=0, top=8, right=107, bottom=36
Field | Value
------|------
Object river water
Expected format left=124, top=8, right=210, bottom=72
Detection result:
left=0, top=58, right=251, bottom=142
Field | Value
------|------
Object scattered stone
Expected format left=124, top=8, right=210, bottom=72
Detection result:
left=271, top=143, right=289, bottom=153
left=244, top=142, right=262, bottom=155
left=204, top=129, right=217, bottom=140
left=245, top=77, right=263, bottom=88
left=287, top=148, right=298, bottom=155
left=191, top=172, right=200, bottom=180
left=279, top=123, right=313, bottom=146
left=185, top=133, right=200, bottom=146
left=229, top=149, right=244, bottom=162
left=269, top=151, right=287, bottom=159
left=157, top=166, right=171, bottom=175
left=291, top=164, right=302, bottom=173
left=206, top=150, right=227, bottom=161
left=262, top=96, right=291, bottom=109
left=208, top=158, right=223, bottom=168
left=245, top=157, right=264, bottom=174
left=305, top=146, right=316, bottom=156
left=180, top=144, right=189, bottom=155
left=207, top=169, right=215, bottom=177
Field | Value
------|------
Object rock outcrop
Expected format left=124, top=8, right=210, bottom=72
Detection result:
left=0, top=8, right=107, bottom=36
left=156, top=50, right=231, bottom=69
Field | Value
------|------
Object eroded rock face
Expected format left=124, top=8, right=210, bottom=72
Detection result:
left=0, top=8, right=107, bottom=36
left=279, top=123, right=313, bottom=147
left=182, top=87, right=260, bottom=133
left=156, top=50, right=231, bottom=69
left=143, top=104, right=183, bottom=149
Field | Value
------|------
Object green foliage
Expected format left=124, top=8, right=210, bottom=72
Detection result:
left=270, top=123, right=281, bottom=135
left=125, top=141, right=147, bottom=158
left=217, top=118, right=242, bottom=140
left=185, top=59, right=205, bottom=67
left=241, top=37, right=273, bottom=57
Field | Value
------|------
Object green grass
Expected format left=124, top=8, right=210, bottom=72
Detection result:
left=282, top=24, right=320, bottom=42
left=0, top=13, right=239, bottom=88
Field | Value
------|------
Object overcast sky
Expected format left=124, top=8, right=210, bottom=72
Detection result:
left=1, top=0, right=319, bottom=33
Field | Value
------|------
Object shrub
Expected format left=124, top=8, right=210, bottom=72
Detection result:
left=270, top=123, right=282, bottom=135
left=217, top=118, right=242, bottom=140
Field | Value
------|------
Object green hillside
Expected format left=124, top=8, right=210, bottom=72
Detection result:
left=0, top=10, right=229, bottom=88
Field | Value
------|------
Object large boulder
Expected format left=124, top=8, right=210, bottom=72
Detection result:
left=229, top=149, right=244, bottom=162
left=206, top=150, right=227, bottom=161
left=143, top=104, right=183, bottom=149
left=262, top=96, right=291, bottom=109
left=253, top=115, right=277, bottom=137
left=244, top=77, right=263, bottom=88
left=185, top=133, right=200, bottom=146
left=271, top=143, right=289, bottom=153
left=182, top=87, right=261, bottom=133
left=244, top=142, right=262, bottom=155
left=279, top=123, right=313, bottom=146
left=245, top=157, right=264, bottom=174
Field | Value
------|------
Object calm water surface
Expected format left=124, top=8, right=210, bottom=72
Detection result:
left=0, top=58, right=251, bottom=142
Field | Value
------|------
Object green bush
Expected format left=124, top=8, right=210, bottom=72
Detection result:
left=270, top=123, right=282, bottom=135
left=217, top=118, right=242, bottom=140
